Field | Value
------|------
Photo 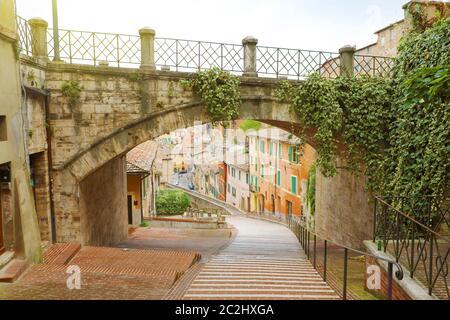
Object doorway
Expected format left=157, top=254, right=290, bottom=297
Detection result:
left=271, top=195, right=275, bottom=215
left=127, top=195, right=133, bottom=225
left=287, top=200, right=293, bottom=220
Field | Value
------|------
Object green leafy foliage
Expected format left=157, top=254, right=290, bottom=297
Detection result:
left=180, top=67, right=241, bottom=125
left=239, top=120, right=262, bottom=132
left=155, top=189, right=191, bottom=216
left=275, top=17, right=450, bottom=217
left=276, top=75, right=342, bottom=177
left=61, top=80, right=82, bottom=108
left=306, top=163, right=317, bottom=217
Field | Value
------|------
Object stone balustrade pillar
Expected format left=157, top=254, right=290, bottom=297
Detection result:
left=339, top=45, right=356, bottom=77
left=28, top=18, right=49, bottom=60
left=242, top=36, right=258, bottom=77
left=139, top=27, right=156, bottom=70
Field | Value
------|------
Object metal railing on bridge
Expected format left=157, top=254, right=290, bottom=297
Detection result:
left=16, top=15, right=394, bottom=79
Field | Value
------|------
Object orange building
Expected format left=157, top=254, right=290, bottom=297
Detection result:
left=248, top=129, right=315, bottom=222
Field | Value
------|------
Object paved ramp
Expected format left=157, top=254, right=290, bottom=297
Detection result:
left=183, top=216, right=339, bottom=300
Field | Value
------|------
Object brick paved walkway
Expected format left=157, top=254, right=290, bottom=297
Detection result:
left=0, top=245, right=200, bottom=300
left=182, top=216, right=340, bottom=300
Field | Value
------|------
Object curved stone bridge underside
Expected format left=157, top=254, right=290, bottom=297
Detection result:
left=26, top=60, right=372, bottom=249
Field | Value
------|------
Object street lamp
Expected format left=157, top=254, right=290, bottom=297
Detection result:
left=52, top=0, right=61, bottom=61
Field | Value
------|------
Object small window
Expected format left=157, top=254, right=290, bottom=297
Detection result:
left=0, top=116, right=6, bottom=141
left=277, top=170, right=281, bottom=186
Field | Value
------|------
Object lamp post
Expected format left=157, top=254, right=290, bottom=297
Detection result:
left=52, top=0, right=61, bottom=61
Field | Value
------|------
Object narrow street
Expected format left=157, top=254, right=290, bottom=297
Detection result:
left=182, top=215, right=339, bottom=300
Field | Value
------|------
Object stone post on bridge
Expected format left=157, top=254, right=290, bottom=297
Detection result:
left=28, top=18, right=49, bottom=61
left=242, top=36, right=258, bottom=77
left=339, top=45, right=356, bottom=77
left=139, top=27, right=156, bottom=70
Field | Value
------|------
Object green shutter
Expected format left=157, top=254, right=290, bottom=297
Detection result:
left=261, top=165, right=264, bottom=178
left=291, top=176, right=297, bottom=195
left=270, top=142, right=273, bottom=155
left=279, top=143, right=282, bottom=158
left=277, top=170, right=281, bottom=186
left=255, top=177, right=259, bottom=192
left=289, top=146, right=293, bottom=162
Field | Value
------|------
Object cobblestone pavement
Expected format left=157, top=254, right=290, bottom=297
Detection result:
left=182, top=215, right=340, bottom=300
left=0, top=227, right=233, bottom=300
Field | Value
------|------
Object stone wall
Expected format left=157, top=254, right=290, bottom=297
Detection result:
left=79, top=156, right=128, bottom=246
left=25, top=90, right=48, bottom=155
left=315, top=158, right=373, bottom=249
left=30, top=151, right=52, bottom=242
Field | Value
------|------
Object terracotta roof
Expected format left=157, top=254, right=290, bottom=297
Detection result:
left=126, top=141, right=159, bottom=174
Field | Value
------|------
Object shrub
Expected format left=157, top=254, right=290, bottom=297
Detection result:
left=155, top=189, right=191, bottom=216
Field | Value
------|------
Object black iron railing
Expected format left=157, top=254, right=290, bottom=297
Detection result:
left=47, top=28, right=141, bottom=68
left=288, top=216, right=404, bottom=300
left=256, top=46, right=341, bottom=79
left=16, top=15, right=34, bottom=56
left=16, top=15, right=394, bottom=78
left=354, top=55, right=394, bottom=77
left=155, top=38, right=244, bottom=73
left=374, top=196, right=450, bottom=300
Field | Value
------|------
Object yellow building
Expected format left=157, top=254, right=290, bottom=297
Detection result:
left=0, top=0, right=42, bottom=262
left=126, top=141, right=160, bottom=226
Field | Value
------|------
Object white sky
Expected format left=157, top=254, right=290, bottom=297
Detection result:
left=16, top=0, right=407, bottom=52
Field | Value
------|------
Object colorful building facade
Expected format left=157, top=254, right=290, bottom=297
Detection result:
left=248, top=129, right=316, bottom=223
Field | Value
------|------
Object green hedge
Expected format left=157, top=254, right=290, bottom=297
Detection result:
left=155, top=189, right=191, bottom=216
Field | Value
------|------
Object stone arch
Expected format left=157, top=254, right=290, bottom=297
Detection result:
left=47, top=68, right=372, bottom=249
left=58, top=96, right=318, bottom=183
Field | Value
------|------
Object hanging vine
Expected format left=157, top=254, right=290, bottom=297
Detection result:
left=179, top=67, right=241, bottom=125
left=275, top=17, right=450, bottom=217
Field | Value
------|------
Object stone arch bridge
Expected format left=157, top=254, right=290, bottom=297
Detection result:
left=17, top=16, right=393, bottom=249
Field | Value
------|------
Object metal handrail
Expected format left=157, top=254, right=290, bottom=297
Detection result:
left=375, top=196, right=449, bottom=242
left=373, top=195, right=449, bottom=299
left=288, top=216, right=404, bottom=300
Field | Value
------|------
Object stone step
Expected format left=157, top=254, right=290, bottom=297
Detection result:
left=43, top=243, right=82, bottom=265
left=0, top=259, right=28, bottom=283
left=0, top=251, right=15, bottom=270
left=184, top=293, right=341, bottom=300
